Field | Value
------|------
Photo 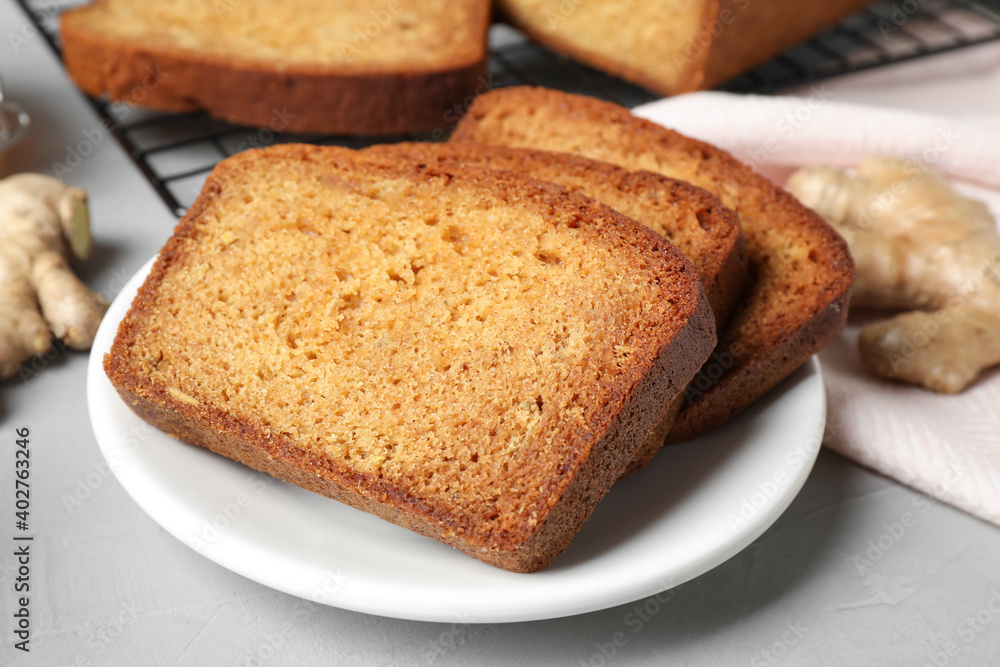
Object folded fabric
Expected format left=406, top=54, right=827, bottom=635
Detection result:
left=634, top=92, right=1000, bottom=528
left=633, top=91, right=1000, bottom=190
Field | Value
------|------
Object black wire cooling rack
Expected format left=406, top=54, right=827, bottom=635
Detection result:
left=15, top=0, right=1000, bottom=217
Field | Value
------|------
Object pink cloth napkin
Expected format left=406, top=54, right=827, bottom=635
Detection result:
left=633, top=92, right=1000, bottom=527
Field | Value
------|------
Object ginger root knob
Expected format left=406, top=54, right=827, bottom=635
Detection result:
left=787, top=156, right=1000, bottom=393
left=0, top=174, right=109, bottom=380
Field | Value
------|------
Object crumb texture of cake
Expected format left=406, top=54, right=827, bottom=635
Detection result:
left=60, top=0, right=489, bottom=134
left=104, top=144, right=716, bottom=572
left=452, top=86, right=853, bottom=442
left=363, top=141, right=747, bottom=330
left=495, top=0, right=873, bottom=95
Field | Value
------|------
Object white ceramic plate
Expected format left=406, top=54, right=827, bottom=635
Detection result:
left=88, top=256, right=825, bottom=623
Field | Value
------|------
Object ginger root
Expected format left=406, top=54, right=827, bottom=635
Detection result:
left=787, top=156, right=1000, bottom=394
left=0, top=173, right=108, bottom=379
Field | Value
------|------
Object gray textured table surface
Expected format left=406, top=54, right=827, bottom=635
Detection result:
left=1, top=1, right=999, bottom=665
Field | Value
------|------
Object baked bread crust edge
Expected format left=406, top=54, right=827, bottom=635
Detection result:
left=59, top=5, right=490, bottom=135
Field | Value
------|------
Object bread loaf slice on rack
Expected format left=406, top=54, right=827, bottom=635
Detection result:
left=451, top=86, right=853, bottom=443
left=495, top=0, right=873, bottom=95
left=60, top=0, right=490, bottom=135
left=103, top=143, right=716, bottom=572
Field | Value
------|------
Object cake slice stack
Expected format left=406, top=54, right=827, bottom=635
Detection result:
left=104, top=143, right=716, bottom=572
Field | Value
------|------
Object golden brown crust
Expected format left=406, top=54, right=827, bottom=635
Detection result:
left=494, top=0, right=871, bottom=95
left=361, top=141, right=746, bottom=329
left=103, top=144, right=716, bottom=571
left=59, top=3, right=490, bottom=135
left=699, top=0, right=875, bottom=90
left=451, top=86, right=853, bottom=444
